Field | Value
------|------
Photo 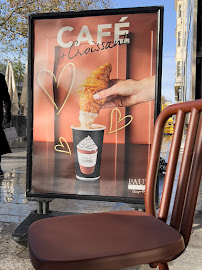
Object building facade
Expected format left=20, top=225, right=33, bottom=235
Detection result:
left=174, top=0, right=188, bottom=102
left=174, top=0, right=199, bottom=102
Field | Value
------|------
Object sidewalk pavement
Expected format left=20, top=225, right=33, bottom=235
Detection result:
left=0, top=139, right=202, bottom=270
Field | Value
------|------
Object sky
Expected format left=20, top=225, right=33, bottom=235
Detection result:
left=114, top=0, right=177, bottom=103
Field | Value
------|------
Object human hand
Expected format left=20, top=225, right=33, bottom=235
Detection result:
left=93, top=76, right=155, bottom=108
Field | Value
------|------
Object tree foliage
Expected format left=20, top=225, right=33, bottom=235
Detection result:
left=161, top=95, right=172, bottom=105
left=0, top=0, right=112, bottom=58
left=0, top=0, right=112, bottom=91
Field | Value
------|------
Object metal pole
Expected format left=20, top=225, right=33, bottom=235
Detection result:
left=43, top=201, right=50, bottom=214
left=37, top=201, right=43, bottom=214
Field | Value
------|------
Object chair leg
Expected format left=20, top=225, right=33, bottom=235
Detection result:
left=158, top=263, right=169, bottom=270
left=149, top=263, right=158, bottom=268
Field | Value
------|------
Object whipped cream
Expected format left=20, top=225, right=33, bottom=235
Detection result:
left=77, top=135, right=98, bottom=151
left=79, top=111, right=98, bottom=128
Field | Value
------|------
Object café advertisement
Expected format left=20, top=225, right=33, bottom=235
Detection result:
left=27, top=7, right=163, bottom=203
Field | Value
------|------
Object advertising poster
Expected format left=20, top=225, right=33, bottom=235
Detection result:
left=27, top=7, right=163, bottom=204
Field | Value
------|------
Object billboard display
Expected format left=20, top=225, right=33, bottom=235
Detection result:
left=26, top=7, right=163, bottom=204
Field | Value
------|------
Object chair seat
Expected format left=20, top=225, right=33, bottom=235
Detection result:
left=28, top=210, right=185, bottom=270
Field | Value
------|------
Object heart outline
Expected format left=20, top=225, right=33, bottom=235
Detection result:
left=108, top=108, right=133, bottom=134
left=54, top=137, right=72, bottom=155
left=37, top=63, right=75, bottom=115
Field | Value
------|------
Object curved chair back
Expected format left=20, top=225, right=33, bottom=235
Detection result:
left=145, top=99, right=202, bottom=247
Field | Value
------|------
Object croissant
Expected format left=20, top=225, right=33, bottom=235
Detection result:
left=78, top=63, right=112, bottom=127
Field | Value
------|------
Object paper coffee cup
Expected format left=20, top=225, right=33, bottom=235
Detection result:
left=71, top=124, right=105, bottom=181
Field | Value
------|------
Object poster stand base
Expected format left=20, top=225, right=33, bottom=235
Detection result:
left=12, top=210, right=78, bottom=245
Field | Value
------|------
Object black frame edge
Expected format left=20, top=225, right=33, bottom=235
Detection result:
left=154, top=7, right=164, bottom=206
left=26, top=6, right=164, bottom=206
left=29, top=6, right=164, bottom=20
left=26, top=15, right=34, bottom=193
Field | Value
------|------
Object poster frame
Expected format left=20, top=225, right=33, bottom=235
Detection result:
left=26, top=6, right=164, bottom=206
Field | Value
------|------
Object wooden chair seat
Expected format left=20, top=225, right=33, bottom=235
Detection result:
left=29, top=210, right=184, bottom=270
left=28, top=99, right=202, bottom=270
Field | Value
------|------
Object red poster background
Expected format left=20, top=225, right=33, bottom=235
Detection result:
left=31, top=12, right=158, bottom=199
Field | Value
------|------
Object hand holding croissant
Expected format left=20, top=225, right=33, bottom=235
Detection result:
left=93, top=76, right=155, bottom=108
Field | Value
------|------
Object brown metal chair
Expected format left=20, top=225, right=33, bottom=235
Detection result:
left=28, top=99, right=202, bottom=270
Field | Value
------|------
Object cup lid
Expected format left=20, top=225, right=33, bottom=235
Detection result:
left=71, top=124, right=106, bottom=131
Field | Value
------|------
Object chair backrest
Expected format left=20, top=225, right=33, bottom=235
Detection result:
left=145, top=99, right=202, bottom=247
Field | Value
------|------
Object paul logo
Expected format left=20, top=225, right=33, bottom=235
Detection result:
left=128, top=178, right=146, bottom=194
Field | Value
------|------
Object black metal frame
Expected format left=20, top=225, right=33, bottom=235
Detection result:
left=26, top=6, right=164, bottom=205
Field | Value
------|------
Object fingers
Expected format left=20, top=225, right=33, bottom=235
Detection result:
left=101, top=101, right=117, bottom=109
left=93, top=84, right=118, bottom=100
left=101, top=95, right=124, bottom=108
left=94, top=77, right=155, bottom=108
left=93, top=79, right=134, bottom=100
